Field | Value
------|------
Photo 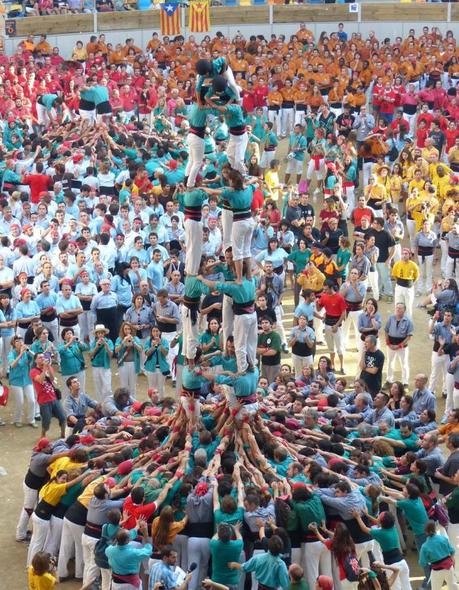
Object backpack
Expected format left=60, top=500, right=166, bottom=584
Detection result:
left=343, top=553, right=361, bottom=582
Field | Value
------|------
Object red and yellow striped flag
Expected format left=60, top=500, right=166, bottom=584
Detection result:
left=160, top=3, right=181, bottom=37
left=189, top=0, right=210, bottom=33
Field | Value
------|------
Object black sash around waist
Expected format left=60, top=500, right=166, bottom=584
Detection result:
left=282, top=101, right=294, bottom=108
left=189, top=126, right=205, bottom=139
left=448, top=247, right=459, bottom=259
left=230, top=125, right=247, bottom=136
left=396, top=278, right=414, bottom=287
left=184, top=205, right=202, bottom=221
left=233, top=300, right=255, bottom=315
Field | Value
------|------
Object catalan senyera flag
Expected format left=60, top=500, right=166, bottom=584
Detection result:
left=160, top=3, right=181, bottom=36
left=189, top=0, right=210, bottom=33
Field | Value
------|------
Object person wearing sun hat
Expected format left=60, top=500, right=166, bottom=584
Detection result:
left=89, top=324, right=114, bottom=402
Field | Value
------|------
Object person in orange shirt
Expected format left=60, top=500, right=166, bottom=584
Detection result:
left=296, top=23, right=314, bottom=44
left=35, top=35, right=52, bottom=56
left=294, top=82, right=309, bottom=126
left=86, top=35, right=99, bottom=56
left=267, top=84, right=283, bottom=133
left=280, top=79, right=295, bottom=138
left=20, top=36, right=36, bottom=53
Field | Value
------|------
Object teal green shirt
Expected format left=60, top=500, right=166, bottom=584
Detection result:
left=210, top=538, right=244, bottom=585
left=241, top=551, right=289, bottom=590
left=419, top=534, right=455, bottom=568
left=370, top=525, right=401, bottom=552
left=225, top=104, right=245, bottom=129
left=57, top=342, right=88, bottom=376
left=214, top=277, right=255, bottom=303
left=89, top=338, right=114, bottom=369
left=396, top=497, right=428, bottom=535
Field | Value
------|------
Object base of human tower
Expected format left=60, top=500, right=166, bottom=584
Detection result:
left=146, top=397, right=292, bottom=492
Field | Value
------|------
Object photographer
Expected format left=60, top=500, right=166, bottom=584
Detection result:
left=58, top=327, right=89, bottom=395
left=148, top=546, right=194, bottom=590
left=30, top=352, right=66, bottom=438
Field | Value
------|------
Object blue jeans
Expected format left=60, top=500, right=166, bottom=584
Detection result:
left=376, top=262, right=393, bottom=297
left=40, top=399, right=66, bottom=432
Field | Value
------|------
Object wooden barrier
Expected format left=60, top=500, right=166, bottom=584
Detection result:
left=13, top=13, right=93, bottom=36
left=361, top=3, right=447, bottom=21
left=273, top=5, right=357, bottom=23
left=6, top=3, right=459, bottom=38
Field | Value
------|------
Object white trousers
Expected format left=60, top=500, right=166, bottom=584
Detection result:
left=362, top=161, right=373, bottom=187
left=10, top=384, right=35, bottom=424
left=441, top=239, right=449, bottom=277
left=394, top=284, right=415, bottom=318
left=222, top=209, right=233, bottom=252
left=417, top=255, right=434, bottom=295
left=78, top=310, right=94, bottom=342
left=92, top=366, right=112, bottom=402
left=324, top=324, right=344, bottom=355
left=387, top=346, right=410, bottom=383
left=275, top=304, right=287, bottom=346
left=181, top=304, right=200, bottom=361
left=36, top=102, right=51, bottom=126
left=267, top=109, right=279, bottom=131
left=234, top=312, right=257, bottom=373
left=82, top=532, right=99, bottom=585
left=119, top=361, right=137, bottom=398
left=222, top=294, right=234, bottom=345
left=390, top=558, right=412, bottom=590
left=146, top=369, right=166, bottom=399
left=453, top=387, right=459, bottom=412
left=301, top=541, right=332, bottom=590
left=57, top=518, right=85, bottom=579
left=368, top=270, right=379, bottom=300
left=404, top=112, right=417, bottom=136
left=227, top=132, right=249, bottom=174
left=44, top=514, right=63, bottom=556
left=187, top=536, right=211, bottom=590
left=280, top=107, right=294, bottom=137
left=429, top=351, right=450, bottom=395
left=306, top=157, right=325, bottom=182
left=0, top=335, right=11, bottom=376
left=430, top=567, right=459, bottom=590
left=406, top=219, right=417, bottom=251
left=232, top=218, right=255, bottom=261
left=27, top=513, right=50, bottom=565
left=184, top=219, right=203, bottom=275
left=292, top=353, right=313, bottom=378
left=161, top=331, right=178, bottom=381
left=445, top=372, right=455, bottom=414
left=355, top=539, right=374, bottom=569
left=294, top=109, right=306, bottom=126
left=16, top=482, right=38, bottom=540
left=343, top=309, right=362, bottom=347
left=185, top=133, right=205, bottom=187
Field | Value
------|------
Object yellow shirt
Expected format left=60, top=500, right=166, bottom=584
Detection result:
left=264, top=169, right=280, bottom=201
left=39, top=481, right=68, bottom=506
left=77, top=475, right=108, bottom=508
left=28, top=567, right=56, bottom=590
left=48, top=456, right=83, bottom=479
left=297, top=266, right=325, bottom=292
left=391, top=260, right=420, bottom=282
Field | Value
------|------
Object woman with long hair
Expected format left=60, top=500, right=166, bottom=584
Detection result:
left=151, top=505, right=188, bottom=554
left=199, top=318, right=222, bottom=355
left=313, top=521, right=361, bottom=590
left=115, top=322, right=143, bottom=397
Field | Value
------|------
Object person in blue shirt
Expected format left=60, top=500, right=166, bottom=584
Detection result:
left=14, top=288, right=41, bottom=339
left=8, top=336, right=36, bottom=428
left=419, top=520, right=456, bottom=589
left=285, top=124, right=307, bottom=185
left=105, top=521, right=152, bottom=585
left=114, top=321, right=143, bottom=398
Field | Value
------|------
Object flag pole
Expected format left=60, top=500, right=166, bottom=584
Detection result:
left=181, top=1, right=186, bottom=40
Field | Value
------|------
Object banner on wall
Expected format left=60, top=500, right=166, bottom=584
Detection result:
left=160, top=3, right=181, bottom=36
left=189, top=0, right=210, bottom=33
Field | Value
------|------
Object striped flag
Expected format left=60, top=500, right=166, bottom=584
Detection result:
left=160, top=3, right=181, bottom=37
left=189, top=0, right=210, bottom=33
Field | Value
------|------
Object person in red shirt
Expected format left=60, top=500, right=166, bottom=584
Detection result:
left=254, top=77, right=269, bottom=109
left=445, top=120, right=459, bottom=151
left=122, top=480, right=176, bottom=530
left=416, top=119, right=429, bottom=149
left=23, top=162, right=53, bottom=205
left=379, top=83, right=397, bottom=124
left=30, top=352, right=66, bottom=438
left=316, top=280, right=347, bottom=374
